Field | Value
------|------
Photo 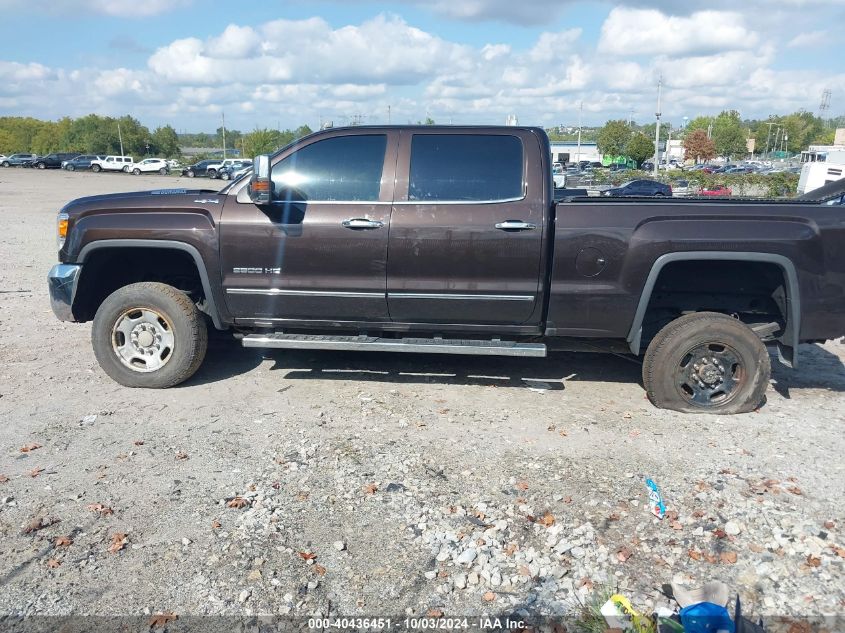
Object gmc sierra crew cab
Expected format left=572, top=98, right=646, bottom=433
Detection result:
left=48, top=126, right=845, bottom=414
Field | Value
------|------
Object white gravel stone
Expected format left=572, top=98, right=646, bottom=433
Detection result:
left=454, top=573, right=467, bottom=589
left=457, top=548, right=477, bottom=565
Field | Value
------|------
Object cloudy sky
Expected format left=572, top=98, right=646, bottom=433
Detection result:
left=0, top=0, right=843, bottom=132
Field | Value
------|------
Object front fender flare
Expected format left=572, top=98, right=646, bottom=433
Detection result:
left=77, top=239, right=226, bottom=329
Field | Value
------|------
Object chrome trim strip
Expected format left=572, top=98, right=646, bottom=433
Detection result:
left=392, top=195, right=525, bottom=205
left=242, top=335, right=547, bottom=357
left=226, top=288, right=384, bottom=298
left=389, top=293, right=534, bottom=301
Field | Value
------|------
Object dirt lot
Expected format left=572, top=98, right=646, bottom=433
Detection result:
left=0, top=168, right=843, bottom=628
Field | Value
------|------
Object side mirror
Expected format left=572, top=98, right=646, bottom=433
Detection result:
left=248, top=155, right=272, bottom=204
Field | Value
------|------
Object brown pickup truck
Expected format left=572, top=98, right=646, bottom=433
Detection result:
left=48, top=126, right=845, bottom=414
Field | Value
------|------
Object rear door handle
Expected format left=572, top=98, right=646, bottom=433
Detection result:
left=495, top=220, right=536, bottom=231
left=342, top=218, right=384, bottom=229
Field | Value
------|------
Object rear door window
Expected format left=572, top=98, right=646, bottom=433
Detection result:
left=271, top=134, right=387, bottom=202
left=408, top=134, right=523, bottom=202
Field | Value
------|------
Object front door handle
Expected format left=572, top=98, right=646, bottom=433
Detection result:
left=342, top=218, right=384, bottom=230
left=495, top=220, right=537, bottom=231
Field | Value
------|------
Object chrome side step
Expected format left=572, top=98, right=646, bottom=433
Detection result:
left=242, top=333, right=547, bottom=357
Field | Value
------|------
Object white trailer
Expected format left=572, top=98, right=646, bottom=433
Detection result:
left=798, top=159, right=845, bottom=195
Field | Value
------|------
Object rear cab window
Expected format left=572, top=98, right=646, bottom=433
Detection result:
left=407, top=134, right=524, bottom=202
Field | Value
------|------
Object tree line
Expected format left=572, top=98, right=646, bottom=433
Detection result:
left=0, top=114, right=315, bottom=159
left=591, top=111, right=843, bottom=165
left=0, top=115, right=181, bottom=158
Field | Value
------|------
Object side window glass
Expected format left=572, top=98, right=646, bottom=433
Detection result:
left=408, top=134, right=523, bottom=202
left=271, top=135, right=387, bottom=202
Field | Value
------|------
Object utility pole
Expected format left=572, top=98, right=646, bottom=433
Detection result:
left=764, top=122, right=776, bottom=158
left=221, top=112, right=227, bottom=160
left=576, top=101, right=583, bottom=166
left=117, top=121, right=124, bottom=156
left=653, top=77, right=662, bottom=178
left=388, top=105, right=391, bottom=124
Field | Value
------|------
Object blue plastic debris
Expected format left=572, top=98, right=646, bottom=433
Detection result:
left=646, top=478, right=666, bottom=519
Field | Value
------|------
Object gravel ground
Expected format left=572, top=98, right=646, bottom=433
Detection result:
left=0, top=168, right=843, bottom=629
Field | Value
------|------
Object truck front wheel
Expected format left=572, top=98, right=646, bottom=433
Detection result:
left=642, top=312, right=770, bottom=414
left=92, top=282, right=208, bottom=388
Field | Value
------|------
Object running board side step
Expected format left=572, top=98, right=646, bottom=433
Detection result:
left=242, top=333, right=547, bottom=357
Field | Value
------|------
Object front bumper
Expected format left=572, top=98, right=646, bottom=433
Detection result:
left=48, top=264, right=82, bottom=321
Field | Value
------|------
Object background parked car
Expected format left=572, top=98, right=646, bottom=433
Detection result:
left=218, top=163, right=252, bottom=181
left=602, top=179, right=672, bottom=197
left=181, top=160, right=216, bottom=178
left=206, top=158, right=252, bottom=179
left=670, top=179, right=693, bottom=197
left=131, top=158, right=170, bottom=175
left=63, top=155, right=105, bottom=171
left=699, top=184, right=732, bottom=197
left=209, top=159, right=252, bottom=179
left=1, top=153, right=37, bottom=167
left=91, top=156, right=134, bottom=173
left=32, top=152, right=80, bottom=169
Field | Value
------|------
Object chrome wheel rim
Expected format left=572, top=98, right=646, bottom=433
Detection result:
left=111, top=307, right=175, bottom=372
left=676, top=342, right=745, bottom=407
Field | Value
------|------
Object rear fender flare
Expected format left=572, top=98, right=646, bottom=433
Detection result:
left=627, top=251, right=800, bottom=366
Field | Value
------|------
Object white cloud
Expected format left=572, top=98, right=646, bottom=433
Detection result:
left=599, top=8, right=758, bottom=57
left=1, top=9, right=843, bottom=131
left=148, top=15, right=472, bottom=87
left=0, top=0, right=191, bottom=16
left=787, top=30, right=829, bottom=48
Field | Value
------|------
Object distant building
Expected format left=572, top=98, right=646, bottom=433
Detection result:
left=549, top=141, right=601, bottom=165
left=180, top=147, right=242, bottom=158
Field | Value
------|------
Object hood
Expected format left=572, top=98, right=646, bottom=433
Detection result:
left=61, top=188, right=223, bottom=216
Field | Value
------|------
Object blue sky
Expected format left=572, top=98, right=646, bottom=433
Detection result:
left=1, top=0, right=843, bottom=132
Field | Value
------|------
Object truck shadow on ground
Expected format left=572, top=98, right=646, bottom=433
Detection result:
left=190, top=337, right=845, bottom=396
left=769, top=342, right=845, bottom=398
left=191, top=335, right=641, bottom=390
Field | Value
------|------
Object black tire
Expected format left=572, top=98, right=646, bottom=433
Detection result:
left=122, top=165, right=130, bottom=173
left=208, top=170, right=217, bottom=179
left=159, top=167, right=168, bottom=175
left=1, top=161, right=9, bottom=168
left=186, top=170, right=195, bottom=178
left=92, top=282, right=208, bottom=388
left=37, top=162, right=46, bottom=169
left=91, top=164, right=101, bottom=172
left=220, top=171, right=230, bottom=181
left=642, top=312, right=770, bottom=414
left=67, top=164, right=75, bottom=172
left=133, top=168, right=141, bottom=175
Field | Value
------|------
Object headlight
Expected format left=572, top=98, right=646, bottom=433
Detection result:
left=57, top=212, right=69, bottom=250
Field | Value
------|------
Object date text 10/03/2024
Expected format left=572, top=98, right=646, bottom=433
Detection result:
left=307, top=617, right=526, bottom=630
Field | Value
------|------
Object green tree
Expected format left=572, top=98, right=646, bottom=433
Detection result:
left=625, top=132, right=655, bottom=167
left=293, top=125, right=313, bottom=139
left=243, top=128, right=284, bottom=157
left=152, top=125, right=180, bottom=157
left=0, top=128, right=15, bottom=153
left=596, top=120, right=632, bottom=157
left=711, top=110, right=748, bottom=159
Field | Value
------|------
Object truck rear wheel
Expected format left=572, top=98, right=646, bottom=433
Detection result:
left=91, top=164, right=101, bottom=172
left=92, top=282, right=207, bottom=388
left=642, top=312, right=770, bottom=414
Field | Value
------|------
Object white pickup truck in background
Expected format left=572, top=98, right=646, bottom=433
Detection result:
left=206, top=158, right=252, bottom=179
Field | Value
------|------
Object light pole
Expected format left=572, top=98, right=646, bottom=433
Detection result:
left=653, top=77, right=662, bottom=178
left=576, top=101, right=583, bottom=167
